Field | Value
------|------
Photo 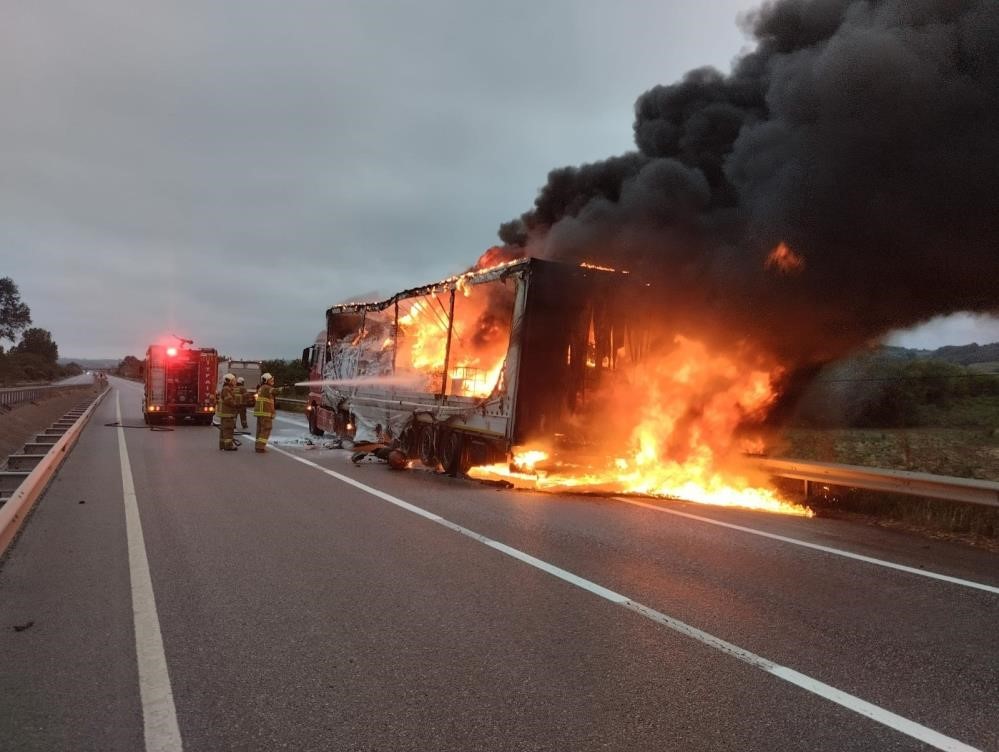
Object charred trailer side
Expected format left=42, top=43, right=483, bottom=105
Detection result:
left=144, top=344, right=219, bottom=425
left=305, top=258, right=652, bottom=473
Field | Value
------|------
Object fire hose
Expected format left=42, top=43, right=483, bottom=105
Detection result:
left=104, top=421, right=174, bottom=431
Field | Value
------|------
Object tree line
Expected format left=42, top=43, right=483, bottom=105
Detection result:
left=114, top=354, right=308, bottom=391
left=0, top=277, right=81, bottom=385
left=791, top=354, right=999, bottom=429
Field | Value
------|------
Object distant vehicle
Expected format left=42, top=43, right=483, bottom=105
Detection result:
left=216, top=359, right=263, bottom=395
left=143, top=339, right=219, bottom=425
left=212, top=360, right=263, bottom=426
left=302, top=257, right=648, bottom=473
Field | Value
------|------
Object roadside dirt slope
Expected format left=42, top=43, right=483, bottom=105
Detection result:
left=0, top=388, right=100, bottom=469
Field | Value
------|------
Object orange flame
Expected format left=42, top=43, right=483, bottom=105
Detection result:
left=395, top=283, right=507, bottom=398
left=580, top=261, right=617, bottom=272
left=470, top=335, right=812, bottom=516
left=765, top=242, right=805, bottom=275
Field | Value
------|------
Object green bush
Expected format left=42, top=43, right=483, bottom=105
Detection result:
left=792, top=356, right=999, bottom=429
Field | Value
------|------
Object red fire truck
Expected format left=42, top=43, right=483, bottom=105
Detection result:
left=143, top=338, right=219, bottom=425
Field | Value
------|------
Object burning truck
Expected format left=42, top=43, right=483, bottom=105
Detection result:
left=303, top=257, right=649, bottom=470
left=302, top=256, right=808, bottom=515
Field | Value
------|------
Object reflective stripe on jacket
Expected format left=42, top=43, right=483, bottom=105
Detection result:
left=253, top=384, right=276, bottom=417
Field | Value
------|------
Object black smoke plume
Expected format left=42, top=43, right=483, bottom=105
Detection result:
left=502, top=0, right=999, bottom=372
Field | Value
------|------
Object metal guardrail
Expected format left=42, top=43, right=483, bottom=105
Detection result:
left=754, top=457, right=999, bottom=509
left=0, top=383, right=92, bottom=410
left=274, top=396, right=307, bottom=413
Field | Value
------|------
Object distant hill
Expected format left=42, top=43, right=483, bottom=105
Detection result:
left=874, top=342, right=999, bottom=364
left=876, top=345, right=930, bottom=360
left=928, top=342, right=999, bottom=365
left=58, top=358, right=119, bottom=370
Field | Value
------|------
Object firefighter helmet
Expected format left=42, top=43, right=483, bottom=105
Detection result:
left=262, top=372, right=274, bottom=383
left=223, top=373, right=236, bottom=384
left=236, top=377, right=245, bottom=385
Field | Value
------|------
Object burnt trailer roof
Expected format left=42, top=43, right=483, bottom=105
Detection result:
left=325, top=258, right=530, bottom=317
left=324, top=257, right=637, bottom=317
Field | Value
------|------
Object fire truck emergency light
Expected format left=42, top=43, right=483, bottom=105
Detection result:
left=166, top=347, right=178, bottom=357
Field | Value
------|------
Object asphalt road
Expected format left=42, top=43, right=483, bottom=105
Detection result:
left=1, top=377, right=996, bottom=752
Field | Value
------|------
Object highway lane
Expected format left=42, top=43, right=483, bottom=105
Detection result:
left=1, top=376, right=996, bottom=751
left=56, top=373, right=104, bottom=386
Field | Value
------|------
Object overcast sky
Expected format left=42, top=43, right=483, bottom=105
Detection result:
left=2, top=0, right=996, bottom=360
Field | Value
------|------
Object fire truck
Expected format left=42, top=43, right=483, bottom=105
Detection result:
left=302, top=257, right=650, bottom=474
left=143, top=338, right=219, bottom=425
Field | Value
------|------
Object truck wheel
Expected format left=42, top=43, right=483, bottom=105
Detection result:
left=403, top=425, right=421, bottom=460
left=439, top=431, right=464, bottom=477
left=307, top=407, right=324, bottom=436
left=418, top=428, right=437, bottom=468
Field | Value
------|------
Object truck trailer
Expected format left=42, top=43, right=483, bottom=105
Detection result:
left=143, top=342, right=219, bottom=425
left=216, top=359, right=263, bottom=395
left=303, top=257, right=651, bottom=473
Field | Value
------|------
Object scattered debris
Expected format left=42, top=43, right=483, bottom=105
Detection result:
left=351, top=445, right=407, bottom=470
left=477, top=479, right=514, bottom=489
left=13, top=621, right=34, bottom=632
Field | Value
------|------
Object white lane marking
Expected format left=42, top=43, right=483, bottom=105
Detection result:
left=617, top=498, right=999, bottom=596
left=116, top=393, right=184, bottom=752
left=272, top=446, right=982, bottom=752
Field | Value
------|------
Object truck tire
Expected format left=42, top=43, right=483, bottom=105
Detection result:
left=307, top=406, right=324, bottom=436
left=439, top=430, right=465, bottom=477
left=418, top=427, right=437, bottom=468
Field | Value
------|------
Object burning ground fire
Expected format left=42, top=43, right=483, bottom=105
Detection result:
left=468, top=335, right=813, bottom=517
left=468, top=451, right=811, bottom=516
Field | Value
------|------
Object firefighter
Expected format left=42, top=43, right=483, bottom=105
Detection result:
left=218, top=373, right=239, bottom=451
left=235, top=376, right=249, bottom=431
left=253, top=372, right=276, bottom=453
